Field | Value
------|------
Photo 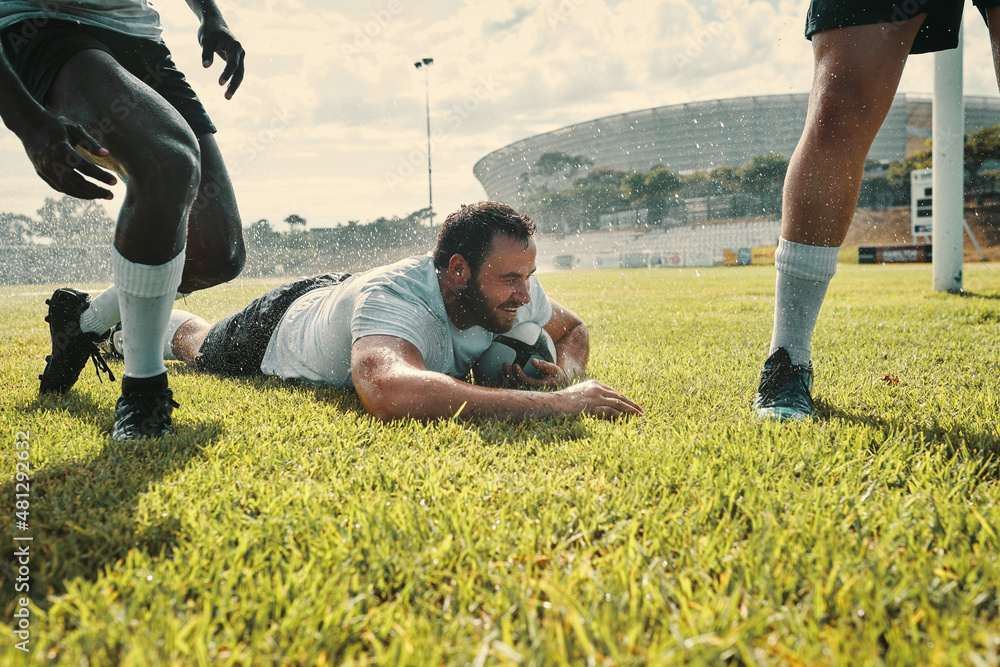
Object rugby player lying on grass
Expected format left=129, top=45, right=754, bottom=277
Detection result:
left=108, top=201, right=643, bottom=422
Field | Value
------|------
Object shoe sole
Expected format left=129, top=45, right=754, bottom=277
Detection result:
left=754, top=406, right=811, bottom=421
left=39, top=293, right=79, bottom=394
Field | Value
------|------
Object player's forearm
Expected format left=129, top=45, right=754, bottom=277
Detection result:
left=358, top=368, right=565, bottom=422
left=183, top=0, right=226, bottom=23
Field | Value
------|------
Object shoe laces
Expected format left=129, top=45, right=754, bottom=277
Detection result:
left=757, top=357, right=808, bottom=406
left=86, top=338, right=116, bottom=384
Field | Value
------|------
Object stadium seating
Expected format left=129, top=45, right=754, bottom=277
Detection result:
left=536, top=220, right=781, bottom=270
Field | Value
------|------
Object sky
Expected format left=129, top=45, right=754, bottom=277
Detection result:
left=2, top=0, right=1000, bottom=229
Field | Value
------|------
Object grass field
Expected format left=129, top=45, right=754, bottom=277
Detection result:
left=2, top=263, right=1000, bottom=666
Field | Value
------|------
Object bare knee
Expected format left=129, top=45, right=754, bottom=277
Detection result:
left=179, top=228, right=246, bottom=292
left=131, top=129, right=202, bottom=211
left=804, top=43, right=903, bottom=157
left=173, top=316, right=212, bottom=366
left=807, top=86, right=882, bottom=149
left=182, top=247, right=245, bottom=291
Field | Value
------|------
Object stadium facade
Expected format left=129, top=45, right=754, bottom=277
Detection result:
left=473, top=93, right=1000, bottom=207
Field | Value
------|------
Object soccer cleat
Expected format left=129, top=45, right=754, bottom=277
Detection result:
left=39, top=288, right=115, bottom=393
left=753, top=347, right=814, bottom=421
left=112, top=387, right=179, bottom=440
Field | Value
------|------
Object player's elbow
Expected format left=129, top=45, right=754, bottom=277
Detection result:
left=354, top=366, right=410, bottom=422
left=559, top=322, right=590, bottom=370
left=361, top=392, right=407, bottom=422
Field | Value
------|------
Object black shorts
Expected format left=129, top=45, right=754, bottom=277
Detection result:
left=0, top=19, right=215, bottom=135
left=805, top=0, right=1000, bottom=54
left=196, top=274, right=351, bottom=377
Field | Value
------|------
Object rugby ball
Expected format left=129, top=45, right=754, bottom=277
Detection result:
left=473, top=322, right=557, bottom=387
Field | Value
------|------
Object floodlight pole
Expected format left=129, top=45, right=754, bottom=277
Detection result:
left=932, top=26, right=964, bottom=293
left=414, top=57, right=434, bottom=226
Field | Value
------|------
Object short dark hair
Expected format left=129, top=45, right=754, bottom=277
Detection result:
left=432, top=201, right=535, bottom=274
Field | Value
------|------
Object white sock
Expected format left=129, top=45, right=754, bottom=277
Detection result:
left=768, top=238, right=839, bottom=367
left=113, top=248, right=186, bottom=380
left=79, top=287, right=121, bottom=335
left=80, top=287, right=189, bottom=336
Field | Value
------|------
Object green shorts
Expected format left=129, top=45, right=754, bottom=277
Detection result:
left=805, top=0, right=1000, bottom=54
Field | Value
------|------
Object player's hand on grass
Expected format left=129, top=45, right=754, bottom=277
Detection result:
left=199, top=18, right=245, bottom=99
left=501, top=358, right=569, bottom=389
left=20, top=113, right=116, bottom=199
left=553, top=379, right=644, bottom=419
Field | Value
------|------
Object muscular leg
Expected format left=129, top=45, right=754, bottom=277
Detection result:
left=47, top=48, right=197, bottom=435
left=48, top=50, right=199, bottom=262
left=783, top=18, right=926, bottom=246
left=78, top=134, right=244, bottom=335
left=756, top=16, right=929, bottom=419
left=181, top=134, right=246, bottom=293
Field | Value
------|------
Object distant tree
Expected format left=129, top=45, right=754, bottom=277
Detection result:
left=642, top=168, right=683, bottom=222
left=518, top=151, right=593, bottom=199
left=623, top=167, right=682, bottom=223
left=858, top=175, right=897, bottom=209
left=886, top=150, right=932, bottom=188
left=535, top=151, right=594, bottom=176
left=246, top=218, right=276, bottom=245
left=863, top=158, right=885, bottom=174
left=964, top=125, right=1000, bottom=190
left=568, top=167, right=627, bottom=230
left=622, top=171, right=647, bottom=205
left=738, top=153, right=788, bottom=195
left=679, top=169, right=727, bottom=198
left=709, top=164, right=742, bottom=191
left=0, top=212, right=34, bottom=245
left=883, top=124, right=1000, bottom=192
left=284, top=214, right=307, bottom=234
left=522, top=188, right=574, bottom=233
left=404, top=206, right=434, bottom=226
left=35, top=196, right=115, bottom=243
left=570, top=167, right=626, bottom=190
left=534, top=151, right=593, bottom=184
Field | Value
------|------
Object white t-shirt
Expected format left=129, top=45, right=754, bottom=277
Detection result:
left=0, top=0, right=161, bottom=40
left=260, top=255, right=553, bottom=389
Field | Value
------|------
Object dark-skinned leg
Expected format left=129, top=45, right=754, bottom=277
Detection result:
left=72, top=135, right=244, bottom=369
left=48, top=50, right=197, bottom=262
left=73, top=135, right=244, bottom=339
left=180, top=133, right=246, bottom=293
left=47, top=48, right=199, bottom=436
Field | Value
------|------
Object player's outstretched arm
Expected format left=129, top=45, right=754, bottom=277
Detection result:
left=183, top=0, right=245, bottom=99
left=352, top=335, right=643, bottom=422
left=0, top=49, right=117, bottom=199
